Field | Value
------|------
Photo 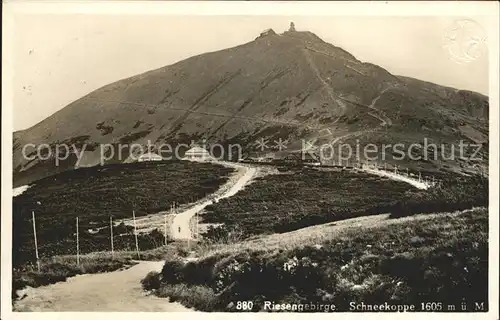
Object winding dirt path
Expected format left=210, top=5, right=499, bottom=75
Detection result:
left=302, top=48, right=347, bottom=117
left=13, top=162, right=258, bottom=312
left=301, top=47, right=395, bottom=149
left=367, top=87, right=393, bottom=126
left=14, top=261, right=190, bottom=312
left=171, top=162, right=257, bottom=240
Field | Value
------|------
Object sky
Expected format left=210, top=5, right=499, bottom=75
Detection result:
left=11, top=14, right=490, bottom=131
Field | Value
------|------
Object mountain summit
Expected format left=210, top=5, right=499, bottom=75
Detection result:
left=13, top=26, right=488, bottom=185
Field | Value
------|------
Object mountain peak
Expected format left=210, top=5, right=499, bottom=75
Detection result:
left=13, top=24, right=489, bottom=185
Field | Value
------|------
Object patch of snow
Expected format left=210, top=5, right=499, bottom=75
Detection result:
left=13, top=185, right=31, bottom=197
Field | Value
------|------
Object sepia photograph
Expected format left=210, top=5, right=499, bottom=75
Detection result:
left=1, top=1, right=499, bottom=317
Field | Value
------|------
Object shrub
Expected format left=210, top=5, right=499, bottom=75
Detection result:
left=160, top=259, right=185, bottom=284
left=141, top=271, right=161, bottom=291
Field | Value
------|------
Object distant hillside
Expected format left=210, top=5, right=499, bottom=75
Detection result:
left=13, top=26, right=488, bottom=186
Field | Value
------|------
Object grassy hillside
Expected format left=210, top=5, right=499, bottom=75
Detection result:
left=202, top=168, right=413, bottom=239
left=12, top=160, right=234, bottom=266
left=146, top=208, right=488, bottom=312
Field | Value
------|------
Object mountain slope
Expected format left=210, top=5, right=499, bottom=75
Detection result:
left=13, top=28, right=488, bottom=186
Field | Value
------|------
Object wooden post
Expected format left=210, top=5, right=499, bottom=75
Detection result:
left=164, top=207, right=169, bottom=246
left=194, top=211, right=198, bottom=240
left=132, top=210, right=140, bottom=259
left=110, top=216, right=114, bottom=259
left=187, top=206, right=191, bottom=251
left=406, top=168, right=409, bottom=176
left=419, top=171, right=422, bottom=182
left=32, top=211, right=40, bottom=272
left=76, top=217, right=80, bottom=266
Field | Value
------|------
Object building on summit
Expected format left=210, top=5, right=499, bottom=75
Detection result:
left=259, top=28, right=277, bottom=38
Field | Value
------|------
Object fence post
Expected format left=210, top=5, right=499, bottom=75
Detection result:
left=32, top=211, right=40, bottom=272
left=196, top=211, right=199, bottom=240
left=76, top=217, right=80, bottom=266
left=132, top=210, right=140, bottom=259
left=110, top=216, right=114, bottom=259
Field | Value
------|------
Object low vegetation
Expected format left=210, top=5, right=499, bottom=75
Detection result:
left=202, top=169, right=413, bottom=240
left=147, top=208, right=488, bottom=312
left=391, top=173, right=488, bottom=218
left=13, top=160, right=233, bottom=266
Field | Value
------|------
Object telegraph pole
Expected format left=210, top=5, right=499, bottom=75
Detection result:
left=164, top=206, right=169, bottom=246
left=195, top=211, right=199, bottom=240
left=110, top=216, right=114, bottom=259
left=76, top=217, right=80, bottom=266
left=32, top=211, right=40, bottom=272
left=132, top=210, right=140, bottom=259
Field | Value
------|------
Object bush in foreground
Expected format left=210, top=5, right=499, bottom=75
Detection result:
left=141, top=271, right=161, bottom=291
